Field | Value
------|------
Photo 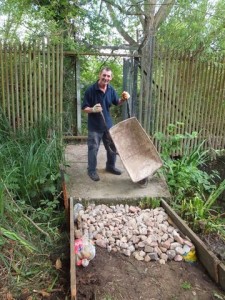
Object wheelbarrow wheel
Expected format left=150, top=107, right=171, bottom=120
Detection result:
left=137, top=178, right=148, bottom=188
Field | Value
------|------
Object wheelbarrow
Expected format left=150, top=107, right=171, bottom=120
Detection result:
left=101, top=112, right=163, bottom=183
left=109, top=117, right=163, bottom=183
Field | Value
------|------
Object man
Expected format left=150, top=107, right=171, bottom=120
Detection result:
left=82, top=66, right=130, bottom=181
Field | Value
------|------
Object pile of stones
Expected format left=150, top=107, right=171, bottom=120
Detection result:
left=74, top=203, right=195, bottom=264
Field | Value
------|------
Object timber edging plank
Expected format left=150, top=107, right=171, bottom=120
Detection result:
left=161, top=199, right=223, bottom=286
left=218, top=263, right=225, bottom=291
left=70, top=197, right=77, bottom=300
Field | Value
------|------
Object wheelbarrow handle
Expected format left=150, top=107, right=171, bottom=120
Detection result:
left=99, top=111, right=118, bottom=155
left=126, top=97, right=131, bottom=118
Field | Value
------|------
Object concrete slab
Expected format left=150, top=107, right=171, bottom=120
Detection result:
left=65, top=144, right=170, bottom=203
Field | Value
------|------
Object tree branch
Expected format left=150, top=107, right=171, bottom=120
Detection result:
left=154, top=0, right=175, bottom=29
left=104, top=1, right=137, bottom=46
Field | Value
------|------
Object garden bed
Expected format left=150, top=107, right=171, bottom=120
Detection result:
left=69, top=197, right=225, bottom=300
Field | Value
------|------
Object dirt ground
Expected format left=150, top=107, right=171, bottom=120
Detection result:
left=76, top=247, right=225, bottom=300
left=74, top=153, right=225, bottom=300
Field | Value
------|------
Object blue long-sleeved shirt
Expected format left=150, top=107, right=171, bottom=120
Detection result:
left=82, top=81, right=119, bottom=131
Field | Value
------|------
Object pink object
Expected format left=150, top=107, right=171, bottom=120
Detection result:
left=74, top=238, right=96, bottom=267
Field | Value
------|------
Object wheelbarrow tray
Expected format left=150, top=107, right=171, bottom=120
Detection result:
left=109, top=117, right=163, bottom=183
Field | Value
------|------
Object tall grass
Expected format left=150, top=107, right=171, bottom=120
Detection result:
left=0, top=192, right=69, bottom=298
left=0, top=114, right=65, bottom=210
left=0, top=111, right=69, bottom=298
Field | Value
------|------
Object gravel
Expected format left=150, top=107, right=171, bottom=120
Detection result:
left=74, top=203, right=195, bottom=264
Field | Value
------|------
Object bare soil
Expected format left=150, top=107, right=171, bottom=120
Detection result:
left=76, top=247, right=224, bottom=300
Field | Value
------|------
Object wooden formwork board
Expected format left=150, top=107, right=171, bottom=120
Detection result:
left=218, top=263, right=225, bottom=291
left=70, top=197, right=76, bottom=300
left=161, top=199, right=222, bottom=285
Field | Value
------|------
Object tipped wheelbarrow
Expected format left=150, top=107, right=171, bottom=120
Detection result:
left=104, top=115, right=163, bottom=183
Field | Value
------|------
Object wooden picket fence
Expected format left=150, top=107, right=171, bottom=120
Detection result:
left=0, top=39, right=224, bottom=153
left=0, top=40, right=63, bottom=131
left=149, top=46, right=225, bottom=151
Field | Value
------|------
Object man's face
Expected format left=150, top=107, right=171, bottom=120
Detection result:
left=99, top=69, right=112, bottom=85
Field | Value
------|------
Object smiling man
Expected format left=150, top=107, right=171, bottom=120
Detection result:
left=82, top=66, right=130, bottom=181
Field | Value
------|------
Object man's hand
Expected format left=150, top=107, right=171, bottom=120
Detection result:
left=121, top=91, right=130, bottom=101
left=92, top=104, right=102, bottom=113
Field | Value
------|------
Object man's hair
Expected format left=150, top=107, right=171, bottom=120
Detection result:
left=99, top=66, right=113, bottom=75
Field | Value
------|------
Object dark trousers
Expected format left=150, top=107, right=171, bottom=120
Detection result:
left=87, top=130, right=116, bottom=173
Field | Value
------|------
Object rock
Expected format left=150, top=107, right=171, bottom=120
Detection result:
left=131, top=235, right=140, bottom=244
left=95, top=239, right=107, bottom=248
left=137, top=241, right=145, bottom=248
left=76, top=204, right=195, bottom=264
left=184, top=239, right=194, bottom=248
left=160, top=253, right=168, bottom=261
left=170, top=242, right=182, bottom=250
left=183, top=244, right=191, bottom=254
left=167, top=250, right=176, bottom=260
left=144, top=254, right=151, bottom=262
left=144, top=245, right=154, bottom=253
left=158, top=224, right=168, bottom=233
left=128, top=245, right=135, bottom=252
left=174, top=254, right=183, bottom=261
left=174, top=234, right=184, bottom=244
left=160, top=240, right=171, bottom=249
left=134, top=252, right=144, bottom=261
left=159, top=259, right=166, bottom=264
left=129, top=206, right=138, bottom=213
left=148, top=252, right=159, bottom=261
left=139, top=250, right=146, bottom=257
left=123, top=249, right=131, bottom=256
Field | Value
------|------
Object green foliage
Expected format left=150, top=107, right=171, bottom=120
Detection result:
left=0, top=0, right=81, bottom=44
left=158, top=0, right=225, bottom=55
left=154, top=122, right=217, bottom=203
left=0, top=112, right=67, bottom=297
left=0, top=115, right=65, bottom=211
left=0, top=226, right=38, bottom=253
left=181, top=180, right=225, bottom=231
left=204, top=179, right=225, bottom=210
left=181, top=281, right=192, bottom=290
left=155, top=122, right=225, bottom=238
left=34, top=198, right=61, bottom=223
left=1, top=0, right=225, bottom=58
left=154, top=122, right=199, bottom=159
left=139, top=197, right=161, bottom=209
left=0, top=191, right=67, bottom=298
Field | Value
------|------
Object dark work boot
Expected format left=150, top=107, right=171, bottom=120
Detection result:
left=88, top=171, right=100, bottom=181
left=105, top=166, right=122, bottom=175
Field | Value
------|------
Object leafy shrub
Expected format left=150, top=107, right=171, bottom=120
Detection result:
left=154, top=122, right=219, bottom=204
left=154, top=122, right=225, bottom=237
